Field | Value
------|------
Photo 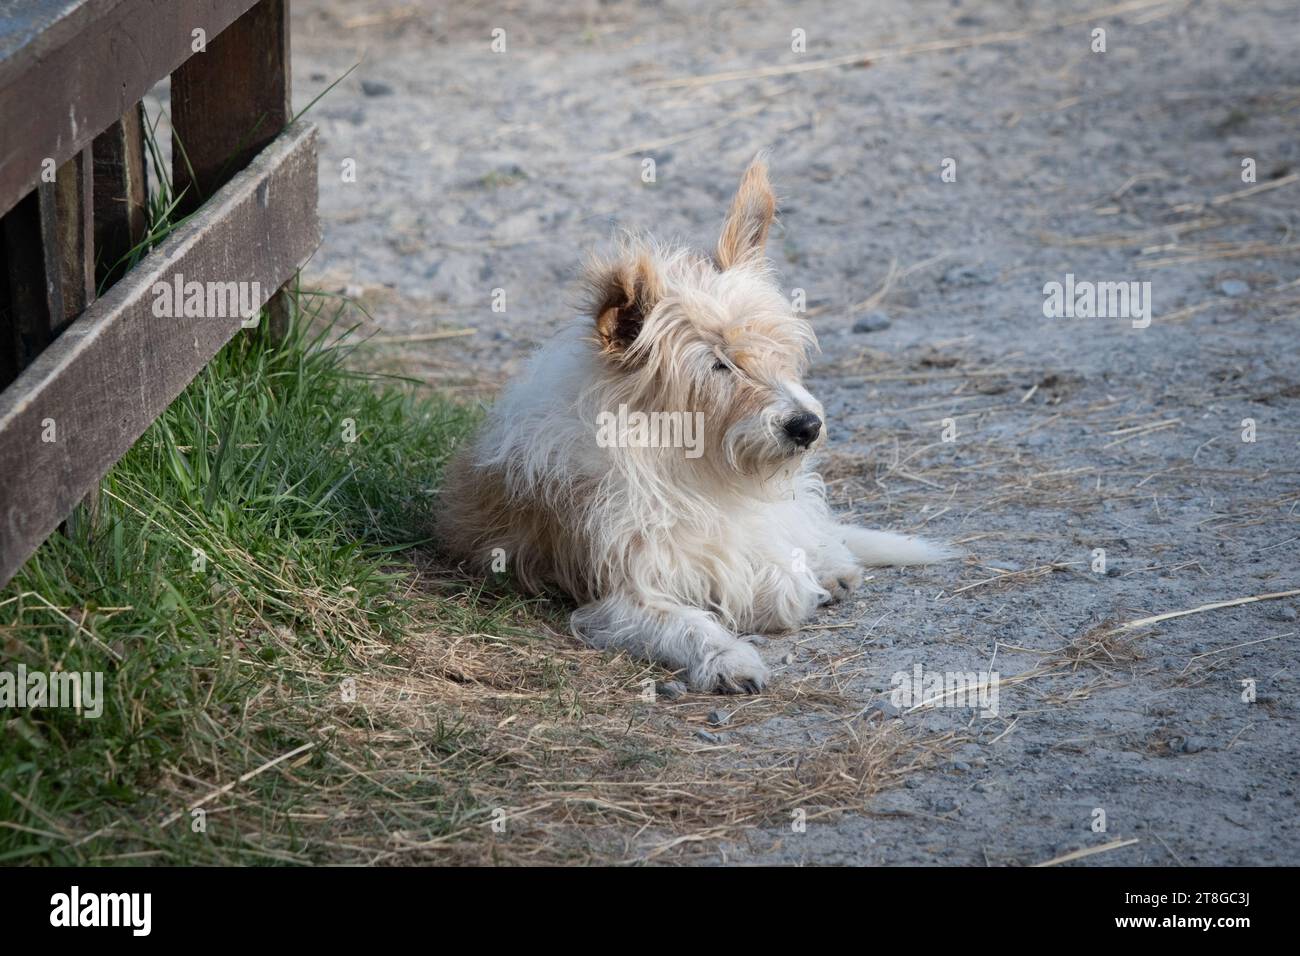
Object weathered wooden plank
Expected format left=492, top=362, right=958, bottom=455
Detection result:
left=91, top=102, right=150, bottom=291
left=54, top=148, right=96, bottom=328
left=0, top=121, right=319, bottom=586
left=0, top=0, right=261, bottom=220
left=52, top=147, right=100, bottom=528
left=171, top=0, right=295, bottom=342
left=0, top=179, right=62, bottom=388
left=172, top=0, right=291, bottom=216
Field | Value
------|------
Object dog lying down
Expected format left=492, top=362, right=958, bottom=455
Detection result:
left=438, top=158, right=955, bottom=693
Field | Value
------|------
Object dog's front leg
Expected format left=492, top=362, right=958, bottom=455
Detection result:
left=572, top=595, right=769, bottom=694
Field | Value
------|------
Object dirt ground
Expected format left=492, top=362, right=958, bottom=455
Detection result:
left=288, top=0, right=1299, bottom=864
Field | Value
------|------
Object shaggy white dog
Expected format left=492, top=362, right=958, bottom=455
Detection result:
left=438, top=159, right=952, bottom=693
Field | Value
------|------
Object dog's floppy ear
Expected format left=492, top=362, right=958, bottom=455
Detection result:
left=589, top=252, right=660, bottom=358
left=716, top=155, right=776, bottom=270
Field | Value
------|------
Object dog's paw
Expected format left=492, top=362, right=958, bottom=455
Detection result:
left=818, top=566, right=863, bottom=603
left=690, top=640, right=769, bottom=695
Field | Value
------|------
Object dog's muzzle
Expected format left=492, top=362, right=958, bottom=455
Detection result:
left=783, top=412, right=822, bottom=448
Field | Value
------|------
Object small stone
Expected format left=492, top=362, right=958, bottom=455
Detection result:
left=707, top=709, right=730, bottom=726
left=942, top=264, right=998, bottom=287
left=781, top=653, right=795, bottom=665
left=1273, top=605, right=1298, bottom=622
left=1181, top=736, right=1209, bottom=754
left=933, top=797, right=960, bottom=813
left=951, top=760, right=972, bottom=773
left=1219, top=279, right=1250, bottom=297
left=862, top=700, right=899, bottom=721
left=695, top=730, right=722, bottom=744
left=656, top=680, right=687, bottom=701
left=361, top=80, right=394, bottom=97
left=852, top=311, right=891, bottom=333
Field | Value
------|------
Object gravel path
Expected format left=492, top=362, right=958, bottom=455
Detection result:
left=291, top=0, right=1299, bottom=864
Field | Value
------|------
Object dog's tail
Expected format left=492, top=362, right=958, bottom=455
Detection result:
left=841, top=527, right=959, bottom=566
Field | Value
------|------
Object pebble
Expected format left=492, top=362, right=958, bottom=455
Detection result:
left=1219, top=279, right=1250, bottom=297
left=1180, top=736, right=1210, bottom=754
left=361, top=80, right=394, bottom=97
left=942, top=264, right=998, bottom=286
left=707, top=709, right=730, bottom=727
left=656, top=680, right=687, bottom=701
left=852, top=311, right=891, bottom=333
left=781, top=653, right=795, bottom=665
left=695, top=730, right=722, bottom=744
left=863, top=701, right=899, bottom=721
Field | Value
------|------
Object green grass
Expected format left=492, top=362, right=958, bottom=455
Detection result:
left=0, top=293, right=483, bottom=864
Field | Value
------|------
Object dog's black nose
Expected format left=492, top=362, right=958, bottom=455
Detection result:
left=784, top=412, right=822, bottom=447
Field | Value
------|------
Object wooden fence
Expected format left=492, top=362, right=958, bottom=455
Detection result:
left=0, top=0, right=320, bottom=585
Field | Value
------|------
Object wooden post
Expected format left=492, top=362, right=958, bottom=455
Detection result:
left=171, top=0, right=294, bottom=341
left=54, top=149, right=95, bottom=326
left=92, top=103, right=150, bottom=292
left=0, top=180, right=62, bottom=390
left=0, top=151, right=99, bottom=527
left=171, top=0, right=291, bottom=213
left=52, top=148, right=100, bottom=528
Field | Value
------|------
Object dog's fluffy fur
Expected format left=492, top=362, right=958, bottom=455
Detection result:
left=438, top=158, right=953, bottom=693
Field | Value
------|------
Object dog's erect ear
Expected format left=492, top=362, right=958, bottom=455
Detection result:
left=590, top=252, right=660, bottom=357
left=716, top=156, right=776, bottom=270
